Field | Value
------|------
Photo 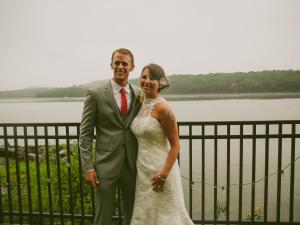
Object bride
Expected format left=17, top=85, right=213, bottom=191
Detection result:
left=130, top=64, right=194, bottom=225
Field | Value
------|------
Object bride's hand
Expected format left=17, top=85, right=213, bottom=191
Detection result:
left=151, top=173, right=167, bottom=192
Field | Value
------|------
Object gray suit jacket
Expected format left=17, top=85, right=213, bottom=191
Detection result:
left=79, top=81, right=142, bottom=178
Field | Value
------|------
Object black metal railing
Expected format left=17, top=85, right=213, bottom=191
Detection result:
left=0, top=121, right=299, bottom=225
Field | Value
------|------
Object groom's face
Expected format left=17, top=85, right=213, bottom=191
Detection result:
left=111, top=52, right=135, bottom=86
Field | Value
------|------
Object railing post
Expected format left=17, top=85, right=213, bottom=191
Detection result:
left=213, top=124, right=218, bottom=224
left=4, top=125, right=13, bottom=224
left=226, top=124, right=230, bottom=222
left=44, top=125, right=54, bottom=225
left=290, top=123, right=296, bottom=223
left=34, top=125, right=43, bottom=224
left=264, top=123, right=270, bottom=223
left=251, top=124, right=256, bottom=223
left=0, top=176, right=2, bottom=224
left=276, top=123, right=283, bottom=222
left=238, top=124, right=243, bottom=223
left=24, top=125, right=33, bottom=224
left=189, top=124, right=193, bottom=218
left=66, top=125, right=75, bottom=225
left=13, top=126, right=23, bottom=225
left=201, top=124, right=205, bottom=225
left=77, top=124, right=86, bottom=225
left=55, top=125, right=64, bottom=225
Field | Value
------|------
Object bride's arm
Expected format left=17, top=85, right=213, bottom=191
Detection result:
left=152, top=102, right=180, bottom=191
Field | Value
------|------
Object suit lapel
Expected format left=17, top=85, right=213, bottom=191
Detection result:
left=104, top=81, right=123, bottom=124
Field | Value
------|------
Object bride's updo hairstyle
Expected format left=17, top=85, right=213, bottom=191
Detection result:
left=141, top=63, right=170, bottom=92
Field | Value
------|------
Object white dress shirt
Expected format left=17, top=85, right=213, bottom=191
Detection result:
left=111, top=79, right=131, bottom=112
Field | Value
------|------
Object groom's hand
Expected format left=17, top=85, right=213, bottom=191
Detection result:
left=85, top=170, right=100, bottom=189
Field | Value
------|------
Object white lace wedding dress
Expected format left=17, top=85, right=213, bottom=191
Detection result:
left=130, top=97, right=194, bottom=225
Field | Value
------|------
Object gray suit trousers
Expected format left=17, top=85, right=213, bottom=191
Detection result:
left=94, top=158, right=136, bottom=225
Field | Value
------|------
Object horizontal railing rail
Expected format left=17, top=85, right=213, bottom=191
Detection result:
left=0, top=120, right=299, bottom=225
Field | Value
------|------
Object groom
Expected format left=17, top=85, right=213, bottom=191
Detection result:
left=79, top=48, right=142, bottom=225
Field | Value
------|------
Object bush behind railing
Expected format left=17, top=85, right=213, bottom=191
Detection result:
left=0, top=143, right=98, bottom=225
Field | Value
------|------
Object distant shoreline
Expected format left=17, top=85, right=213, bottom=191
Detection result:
left=163, top=92, right=300, bottom=101
left=0, top=92, right=300, bottom=103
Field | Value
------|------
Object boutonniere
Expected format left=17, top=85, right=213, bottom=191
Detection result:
left=136, top=91, right=144, bottom=104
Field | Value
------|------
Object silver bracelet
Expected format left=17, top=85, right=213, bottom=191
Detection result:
left=158, top=175, right=167, bottom=182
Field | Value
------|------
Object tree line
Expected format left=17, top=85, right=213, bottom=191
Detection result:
left=0, top=70, right=299, bottom=98
left=161, top=70, right=300, bottom=94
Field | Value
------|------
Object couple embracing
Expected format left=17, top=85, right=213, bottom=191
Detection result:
left=79, top=48, right=194, bottom=225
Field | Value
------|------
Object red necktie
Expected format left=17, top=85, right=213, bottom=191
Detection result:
left=120, top=88, right=128, bottom=115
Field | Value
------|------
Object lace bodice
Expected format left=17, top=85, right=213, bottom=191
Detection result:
left=131, top=96, right=170, bottom=170
left=131, top=97, right=168, bottom=139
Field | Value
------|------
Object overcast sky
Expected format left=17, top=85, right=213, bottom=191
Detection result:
left=0, top=0, right=299, bottom=91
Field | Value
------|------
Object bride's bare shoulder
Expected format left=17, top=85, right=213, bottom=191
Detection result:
left=153, top=100, right=176, bottom=121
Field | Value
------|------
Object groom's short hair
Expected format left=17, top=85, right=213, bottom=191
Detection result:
left=111, top=48, right=134, bottom=64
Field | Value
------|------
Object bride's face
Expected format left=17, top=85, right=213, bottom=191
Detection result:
left=140, top=68, right=159, bottom=98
